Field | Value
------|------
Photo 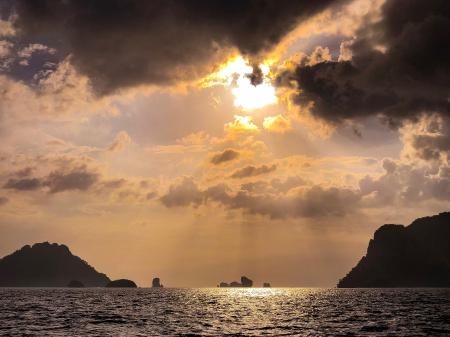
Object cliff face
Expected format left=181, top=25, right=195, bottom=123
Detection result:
left=0, top=242, right=110, bottom=287
left=338, top=212, right=450, bottom=287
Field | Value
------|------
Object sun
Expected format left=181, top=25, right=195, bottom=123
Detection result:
left=203, top=56, right=278, bottom=111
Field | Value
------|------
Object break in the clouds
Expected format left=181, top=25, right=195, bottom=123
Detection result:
left=1, top=0, right=449, bottom=288
left=278, top=0, right=450, bottom=127
left=13, top=0, right=343, bottom=94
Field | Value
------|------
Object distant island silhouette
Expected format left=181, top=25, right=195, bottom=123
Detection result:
left=106, top=279, right=137, bottom=288
left=218, top=276, right=253, bottom=287
left=152, top=277, right=163, bottom=288
left=338, top=212, right=450, bottom=288
left=0, top=242, right=110, bottom=287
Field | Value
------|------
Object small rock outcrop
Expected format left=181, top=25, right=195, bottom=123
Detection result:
left=106, top=279, right=137, bottom=288
left=152, top=277, right=163, bottom=288
left=241, top=276, right=253, bottom=287
left=67, top=280, right=84, bottom=288
left=338, top=212, right=450, bottom=288
left=263, top=282, right=271, bottom=288
left=218, top=276, right=253, bottom=287
left=0, top=242, right=110, bottom=287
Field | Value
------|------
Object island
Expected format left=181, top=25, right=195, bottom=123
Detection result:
left=263, top=282, right=271, bottom=288
left=106, top=279, right=137, bottom=288
left=0, top=242, right=110, bottom=287
left=338, top=212, right=450, bottom=288
left=67, top=280, right=85, bottom=288
left=152, top=277, right=163, bottom=288
left=218, top=276, right=253, bottom=287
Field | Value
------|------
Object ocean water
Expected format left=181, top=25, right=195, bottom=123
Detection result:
left=0, top=288, right=449, bottom=336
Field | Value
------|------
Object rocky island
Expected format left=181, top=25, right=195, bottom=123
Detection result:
left=218, top=276, right=253, bottom=287
left=0, top=242, right=110, bottom=287
left=338, top=212, right=450, bottom=288
left=152, top=277, right=163, bottom=288
left=106, top=279, right=137, bottom=288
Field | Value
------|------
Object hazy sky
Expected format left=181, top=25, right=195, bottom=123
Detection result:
left=0, top=0, right=449, bottom=287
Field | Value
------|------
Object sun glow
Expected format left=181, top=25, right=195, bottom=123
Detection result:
left=204, top=56, right=278, bottom=111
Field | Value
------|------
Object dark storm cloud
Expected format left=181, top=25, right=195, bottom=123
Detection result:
left=210, top=149, right=240, bottom=165
left=230, top=164, right=276, bottom=179
left=44, top=168, right=99, bottom=193
left=13, top=0, right=341, bottom=94
left=3, top=177, right=41, bottom=191
left=278, top=0, right=450, bottom=126
left=3, top=167, right=99, bottom=193
left=246, top=65, right=264, bottom=86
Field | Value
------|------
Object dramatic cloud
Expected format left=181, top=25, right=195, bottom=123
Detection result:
left=161, top=178, right=360, bottom=219
left=13, top=0, right=342, bottom=94
left=161, top=148, right=450, bottom=219
left=224, top=115, right=259, bottom=134
left=160, top=177, right=203, bottom=208
left=210, top=149, right=240, bottom=165
left=360, top=159, right=450, bottom=206
left=401, top=114, right=450, bottom=163
left=3, top=177, right=41, bottom=191
left=263, top=115, right=292, bottom=133
left=278, top=0, right=450, bottom=126
left=44, top=168, right=99, bottom=194
left=230, top=164, right=277, bottom=179
left=3, top=165, right=100, bottom=194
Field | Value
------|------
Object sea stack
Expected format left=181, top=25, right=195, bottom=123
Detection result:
left=152, top=277, right=163, bottom=288
left=263, top=282, right=271, bottom=288
left=106, top=279, right=137, bottom=288
left=241, top=276, right=253, bottom=287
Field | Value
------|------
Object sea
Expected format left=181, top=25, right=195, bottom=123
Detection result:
left=0, top=288, right=449, bottom=336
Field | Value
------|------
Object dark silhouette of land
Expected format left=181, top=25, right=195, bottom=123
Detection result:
left=106, top=279, right=137, bottom=288
left=218, top=276, right=253, bottom=287
left=0, top=242, right=110, bottom=287
left=67, top=280, right=84, bottom=288
left=152, top=277, right=163, bottom=288
left=338, top=212, right=450, bottom=288
left=263, top=282, right=271, bottom=288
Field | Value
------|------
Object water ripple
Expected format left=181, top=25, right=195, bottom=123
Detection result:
left=0, top=288, right=449, bottom=336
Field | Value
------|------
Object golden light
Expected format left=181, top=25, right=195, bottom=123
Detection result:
left=203, top=56, right=278, bottom=111
left=225, top=115, right=259, bottom=133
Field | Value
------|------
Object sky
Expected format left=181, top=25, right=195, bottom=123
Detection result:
left=0, top=0, right=449, bottom=287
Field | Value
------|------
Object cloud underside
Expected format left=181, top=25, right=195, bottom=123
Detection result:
left=160, top=157, right=450, bottom=219
left=3, top=166, right=99, bottom=193
left=14, top=0, right=340, bottom=94
left=278, top=0, right=450, bottom=126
